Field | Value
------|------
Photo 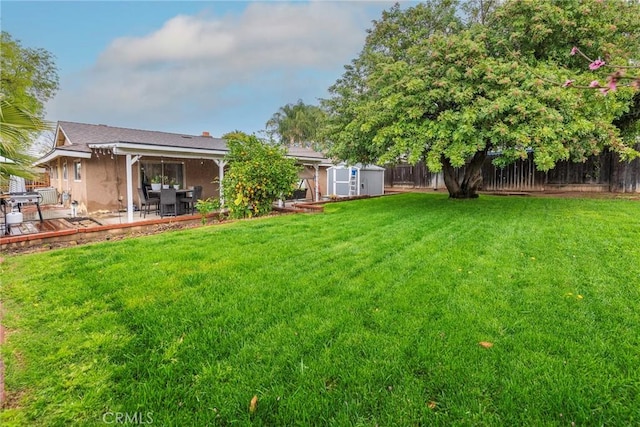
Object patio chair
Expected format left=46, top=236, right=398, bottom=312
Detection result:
left=180, top=186, right=202, bottom=215
left=138, top=188, right=159, bottom=218
left=159, top=188, right=177, bottom=218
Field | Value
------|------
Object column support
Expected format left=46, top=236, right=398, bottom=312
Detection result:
left=214, top=159, right=227, bottom=205
left=125, top=154, right=134, bottom=223
left=314, top=164, right=320, bottom=202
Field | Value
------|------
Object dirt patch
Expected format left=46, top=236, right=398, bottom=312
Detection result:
left=1, top=387, right=28, bottom=410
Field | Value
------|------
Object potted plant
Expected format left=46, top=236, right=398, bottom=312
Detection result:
left=150, top=175, right=162, bottom=191
left=162, top=175, right=169, bottom=189
left=170, top=177, right=180, bottom=190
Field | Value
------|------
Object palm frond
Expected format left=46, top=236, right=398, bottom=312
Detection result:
left=0, top=98, right=52, bottom=181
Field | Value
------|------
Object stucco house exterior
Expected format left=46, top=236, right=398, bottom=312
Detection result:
left=36, top=121, right=331, bottom=222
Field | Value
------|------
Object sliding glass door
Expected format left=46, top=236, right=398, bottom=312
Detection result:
left=140, top=161, right=184, bottom=188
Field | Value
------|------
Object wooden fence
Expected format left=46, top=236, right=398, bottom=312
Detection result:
left=25, top=174, right=51, bottom=191
left=385, top=152, right=640, bottom=193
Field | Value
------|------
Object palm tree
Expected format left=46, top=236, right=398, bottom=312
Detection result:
left=265, top=100, right=325, bottom=147
left=0, top=96, right=50, bottom=185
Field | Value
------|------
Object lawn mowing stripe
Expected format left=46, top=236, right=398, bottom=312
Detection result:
left=1, top=193, right=639, bottom=426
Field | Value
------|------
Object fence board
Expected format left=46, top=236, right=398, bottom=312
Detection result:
left=385, top=152, right=640, bottom=193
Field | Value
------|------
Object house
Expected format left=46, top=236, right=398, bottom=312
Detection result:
left=36, top=121, right=331, bottom=222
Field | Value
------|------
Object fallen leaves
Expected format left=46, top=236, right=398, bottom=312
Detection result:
left=479, top=341, right=494, bottom=349
left=249, top=395, right=258, bottom=414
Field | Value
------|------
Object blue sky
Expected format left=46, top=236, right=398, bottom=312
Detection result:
left=2, top=1, right=406, bottom=137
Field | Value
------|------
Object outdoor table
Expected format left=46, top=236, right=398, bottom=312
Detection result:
left=147, top=189, right=192, bottom=215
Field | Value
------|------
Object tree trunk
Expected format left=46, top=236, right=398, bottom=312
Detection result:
left=441, top=150, right=488, bottom=199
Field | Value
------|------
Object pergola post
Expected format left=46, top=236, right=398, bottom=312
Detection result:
left=314, top=164, right=320, bottom=202
left=214, top=159, right=227, bottom=205
left=125, top=154, right=134, bottom=223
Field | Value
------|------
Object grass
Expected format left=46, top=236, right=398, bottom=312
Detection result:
left=1, top=193, right=639, bottom=426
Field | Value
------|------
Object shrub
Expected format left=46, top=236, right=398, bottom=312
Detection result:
left=222, top=132, right=299, bottom=219
left=194, top=197, right=221, bottom=225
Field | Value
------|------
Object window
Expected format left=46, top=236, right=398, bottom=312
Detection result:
left=74, top=161, right=82, bottom=181
left=140, top=161, right=184, bottom=187
left=62, top=163, right=68, bottom=181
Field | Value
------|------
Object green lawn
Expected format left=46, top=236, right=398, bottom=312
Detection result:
left=1, top=193, right=639, bottom=426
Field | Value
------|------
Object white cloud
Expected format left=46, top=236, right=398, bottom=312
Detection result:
left=47, top=1, right=395, bottom=135
left=97, top=14, right=235, bottom=67
left=97, top=2, right=372, bottom=70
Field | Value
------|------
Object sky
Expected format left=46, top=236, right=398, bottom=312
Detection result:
left=1, top=0, right=408, bottom=138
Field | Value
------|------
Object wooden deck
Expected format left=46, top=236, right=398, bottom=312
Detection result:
left=1, top=203, right=103, bottom=237
left=6, top=222, right=41, bottom=236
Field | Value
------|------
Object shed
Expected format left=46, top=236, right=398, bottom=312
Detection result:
left=327, top=163, right=385, bottom=197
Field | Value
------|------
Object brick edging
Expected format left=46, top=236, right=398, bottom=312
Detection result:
left=0, top=213, right=208, bottom=252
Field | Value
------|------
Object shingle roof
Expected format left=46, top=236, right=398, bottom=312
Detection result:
left=40, top=121, right=332, bottom=165
left=287, top=147, right=331, bottom=164
left=286, top=146, right=329, bottom=161
left=58, top=121, right=227, bottom=151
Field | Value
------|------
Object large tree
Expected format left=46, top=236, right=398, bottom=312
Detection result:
left=265, top=100, right=326, bottom=148
left=322, top=0, right=640, bottom=198
left=1, top=31, right=59, bottom=118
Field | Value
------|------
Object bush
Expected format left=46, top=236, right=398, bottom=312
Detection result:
left=222, top=132, right=299, bottom=219
left=194, top=197, right=221, bottom=225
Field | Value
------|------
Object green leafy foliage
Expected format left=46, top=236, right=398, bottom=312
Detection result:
left=194, top=197, right=221, bottom=225
left=0, top=31, right=59, bottom=118
left=0, top=32, right=58, bottom=183
left=221, top=132, right=300, bottom=219
left=0, top=97, right=51, bottom=183
left=265, top=99, right=326, bottom=148
left=321, top=0, right=640, bottom=198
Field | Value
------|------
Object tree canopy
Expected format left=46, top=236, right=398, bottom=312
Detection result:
left=321, top=0, right=640, bottom=198
left=1, top=31, right=59, bottom=118
left=265, top=100, right=325, bottom=148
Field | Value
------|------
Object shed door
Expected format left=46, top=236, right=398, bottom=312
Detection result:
left=362, top=170, right=384, bottom=196
left=333, top=168, right=351, bottom=196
